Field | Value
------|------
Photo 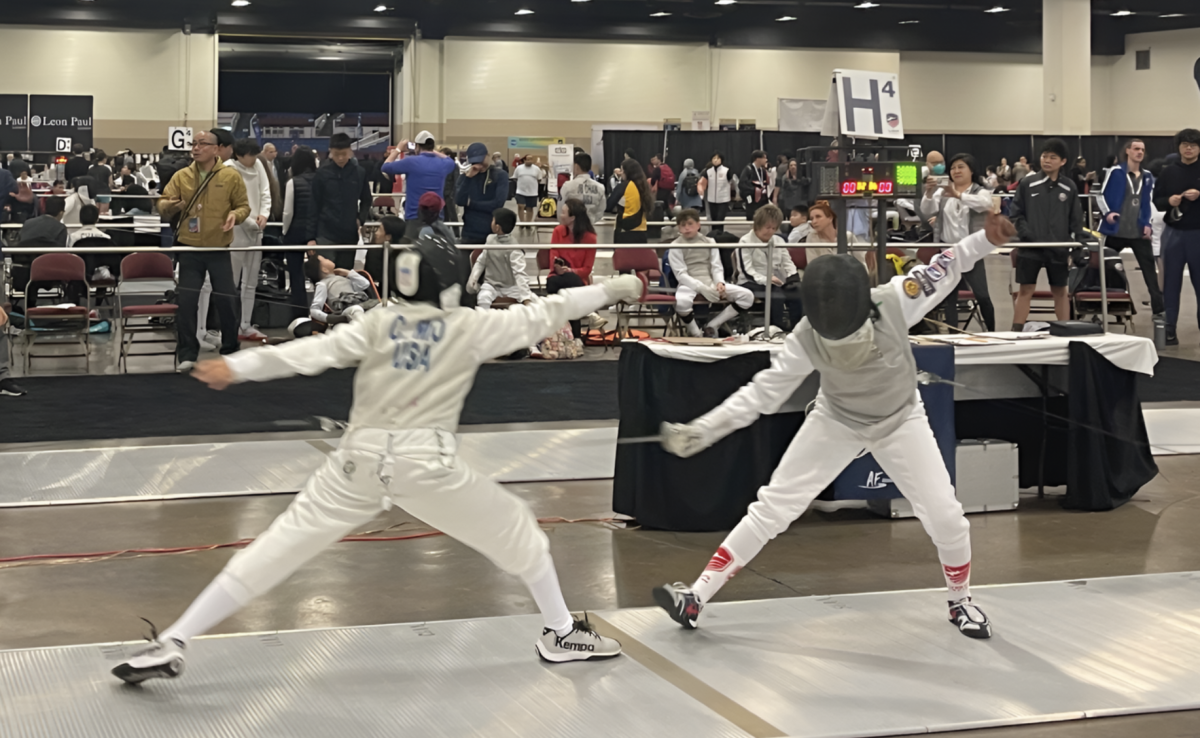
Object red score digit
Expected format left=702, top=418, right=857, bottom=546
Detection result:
left=878, top=181, right=894, bottom=195
left=841, top=180, right=858, bottom=196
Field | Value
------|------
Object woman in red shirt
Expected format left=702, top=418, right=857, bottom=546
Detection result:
left=549, top=198, right=602, bottom=338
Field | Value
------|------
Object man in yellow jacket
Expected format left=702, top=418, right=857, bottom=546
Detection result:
left=159, top=128, right=251, bottom=370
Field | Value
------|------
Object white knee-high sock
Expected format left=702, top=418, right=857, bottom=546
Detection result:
left=520, top=555, right=574, bottom=635
left=160, top=571, right=253, bottom=646
left=938, top=540, right=973, bottom=602
left=706, top=304, right=739, bottom=330
left=197, top=276, right=213, bottom=335
left=690, top=520, right=764, bottom=604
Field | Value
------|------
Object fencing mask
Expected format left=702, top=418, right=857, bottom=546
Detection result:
left=801, top=254, right=872, bottom=340
left=395, top=233, right=462, bottom=309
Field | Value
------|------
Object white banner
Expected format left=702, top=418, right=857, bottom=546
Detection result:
left=777, top=99, right=828, bottom=132
left=692, top=111, right=711, bottom=131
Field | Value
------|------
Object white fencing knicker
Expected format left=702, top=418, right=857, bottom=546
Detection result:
left=221, top=426, right=552, bottom=603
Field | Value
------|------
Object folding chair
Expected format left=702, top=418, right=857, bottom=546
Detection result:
left=22, top=252, right=91, bottom=373
left=535, top=249, right=550, bottom=292
left=117, top=252, right=179, bottom=372
left=611, top=248, right=677, bottom=336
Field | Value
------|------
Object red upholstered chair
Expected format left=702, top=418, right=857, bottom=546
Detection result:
left=789, top=247, right=808, bottom=271
left=611, top=248, right=678, bottom=336
left=535, top=249, right=550, bottom=291
left=117, top=252, right=179, bottom=372
left=22, top=252, right=92, bottom=373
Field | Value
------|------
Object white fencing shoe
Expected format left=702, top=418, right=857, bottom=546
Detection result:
left=949, top=598, right=993, bottom=639
left=535, top=618, right=622, bottom=663
left=112, top=634, right=186, bottom=684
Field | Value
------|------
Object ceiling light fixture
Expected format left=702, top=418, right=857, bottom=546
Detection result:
left=572, top=0, right=591, bottom=3
left=1159, top=13, right=1185, bottom=18
left=314, top=56, right=345, bottom=61
left=373, top=4, right=387, bottom=11
left=983, top=6, right=1009, bottom=13
left=650, top=11, right=671, bottom=16
left=776, top=15, right=796, bottom=21
left=514, top=8, right=534, bottom=14
left=854, top=2, right=879, bottom=8
left=1110, top=9, right=1134, bottom=16
left=899, top=19, right=918, bottom=24
left=715, top=0, right=737, bottom=6
left=230, top=0, right=250, bottom=6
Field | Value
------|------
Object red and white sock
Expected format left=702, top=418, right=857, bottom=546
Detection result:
left=943, top=561, right=972, bottom=603
left=691, top=545, right=744, bottom=604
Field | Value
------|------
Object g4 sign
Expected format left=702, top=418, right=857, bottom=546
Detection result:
left=169, top=127, right=193, bottom=152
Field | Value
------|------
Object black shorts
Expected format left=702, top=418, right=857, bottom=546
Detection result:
left=1015, top=256, right=1068, bottom=287
left=517, top=194, right=539, bottom=208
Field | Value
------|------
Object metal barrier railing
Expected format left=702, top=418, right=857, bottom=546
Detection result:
left=3, top=238, right=1113, bottom=336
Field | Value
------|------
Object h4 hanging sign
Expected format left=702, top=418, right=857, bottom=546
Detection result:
left=823, top=69, right=904, bottom=141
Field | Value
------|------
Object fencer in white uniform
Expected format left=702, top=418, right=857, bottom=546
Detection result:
left=668, top=210, right=754, bottom=337
left=655, top=212, right=1018, bottom=639
left=112, top=235, right=643, bottom=684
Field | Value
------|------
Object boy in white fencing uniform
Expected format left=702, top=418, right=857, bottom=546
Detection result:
left=112, top=235, right=644, bottom=684
left=669, top=208, right=753, bottom=337
left=655, top=213, right=1018, bottom=639
left=468, top=207, right=534, bottom=310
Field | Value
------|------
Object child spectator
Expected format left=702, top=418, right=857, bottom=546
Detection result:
left=787, top=204, right=812, bottom=243
left=549, top=198, right=603, bottom=338
left=668, top=208, right=754, bottom=337
left=735, top=203, right=802, bottom=329
left=417, top=191, right=455, bottom=243
left=468, top=208, right=534, bottom=310
left=292, top=254, right=375, bottom=337
left=66, top=203, right=117, bottom=282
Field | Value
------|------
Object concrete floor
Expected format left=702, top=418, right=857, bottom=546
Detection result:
left=1, top=450, right=1198, bottom=735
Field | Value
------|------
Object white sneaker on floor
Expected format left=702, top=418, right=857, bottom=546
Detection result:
left=535, top=618, right=622, bottom=663
left=588, top=312, right=608, bottom=331
left=239, top=326, right=268, bottom=341
left=177, top=360, right=196, bottom=373
left=198, top=331, right=220, bottom=350
left=112, top=636, right=186, bottom=684
left=92, top=266, right=114, bottom=282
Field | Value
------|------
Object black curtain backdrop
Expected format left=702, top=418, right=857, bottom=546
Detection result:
left=606, top=130, right=1185, bottom=194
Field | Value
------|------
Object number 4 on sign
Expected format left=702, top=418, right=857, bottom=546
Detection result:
left=882, top=80, right=895, bottom=97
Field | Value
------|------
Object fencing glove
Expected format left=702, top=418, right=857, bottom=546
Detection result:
left=603, top=274, right=644, bottom=304
left=660, top=421, right=712, bottom=458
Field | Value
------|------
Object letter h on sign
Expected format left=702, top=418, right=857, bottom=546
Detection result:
left=841, top=78, right=882, bottom=135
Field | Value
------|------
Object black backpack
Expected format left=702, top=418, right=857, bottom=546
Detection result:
left=682, top=172, right=700, bottom=197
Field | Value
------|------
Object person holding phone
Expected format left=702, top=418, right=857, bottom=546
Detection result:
left=549, top=198, right=602, bottom=338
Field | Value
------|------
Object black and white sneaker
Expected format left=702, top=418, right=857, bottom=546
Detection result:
left=535, top=618, right=622, bottom=663
left=0, top=379, right=27, bottom=397
left=112, top=620, right=187, bottom=684
left=949, top=598, right=992, bottom=639
left=654, top=582, right=703, bottom=629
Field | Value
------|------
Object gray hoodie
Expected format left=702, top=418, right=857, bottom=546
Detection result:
left=675, top=159, right=703, bottom=210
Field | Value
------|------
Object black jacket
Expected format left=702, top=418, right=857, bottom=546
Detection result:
left=64, top=156, right=90, bottom=182
left=455, top=165, right=509, bottom=244
left=285, top=171, right=318, bottom=245
left=1153, top=159, right=1200, bottom=231
left=1009, top=172, right=1084, bottom=262
left=311, top=157, right=372, bottom=245
left=738, top=163, right=769, bottom=204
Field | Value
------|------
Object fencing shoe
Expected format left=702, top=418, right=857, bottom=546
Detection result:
left=949, top=598, right=992, bottom=639
left=535, top=618, right=622, bottom=663
left=112, top=626, right=186, bottom=684
left=654, top=582, right=702, bottom=629
left=684, top=318, right=703, bottom=337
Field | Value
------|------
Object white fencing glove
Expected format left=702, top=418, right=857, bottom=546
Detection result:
left=698, top=284, right=721, bottom=302
left=343, top=304, right=365, bottom=321
left=603, top=274, right=644, bottom=304
left=660, top=421, right=712, bottom=458
left=466, top=276, right=480, bottom=294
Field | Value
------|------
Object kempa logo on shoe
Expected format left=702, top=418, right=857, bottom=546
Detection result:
left=555, top=635, right=595, bottom=652
left=860, top=471, right=893, bottom=489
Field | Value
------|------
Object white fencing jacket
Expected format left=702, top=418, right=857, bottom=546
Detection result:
left=225, top=284, right=617, bottom=432
left=735, top=230, right=796, bottom=285
left=226, top=157, right=272, bottom=248
left=690, top=229, right=1002, bottom=443
left=668, top=236, right=726, bottom=289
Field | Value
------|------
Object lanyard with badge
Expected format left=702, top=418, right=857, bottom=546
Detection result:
left=173, top=169, right=215, bottom=240
left=1127, top=170, right=1143, bottom=209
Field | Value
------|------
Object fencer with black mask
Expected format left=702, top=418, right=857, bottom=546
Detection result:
left=112, top=235, right=646, bottom=684
left=655, top=212, right=1018, bottom=639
